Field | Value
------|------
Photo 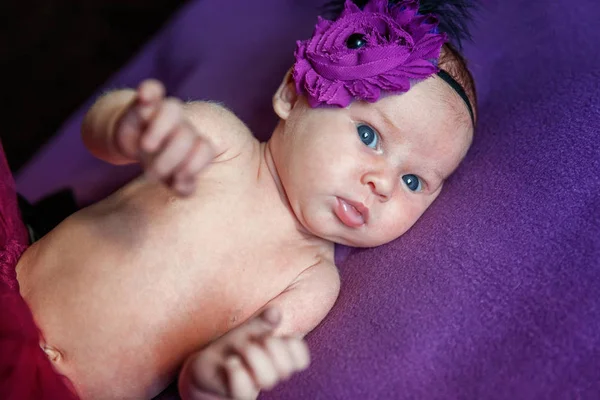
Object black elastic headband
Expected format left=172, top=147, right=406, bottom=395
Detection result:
left=437, top=69, right=475, bottom=125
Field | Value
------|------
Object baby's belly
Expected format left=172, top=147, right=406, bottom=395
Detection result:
left=16, top=204, right=290, bottom=399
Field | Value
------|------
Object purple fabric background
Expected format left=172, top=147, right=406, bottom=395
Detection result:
left=16, top=0, right=600, bottom=398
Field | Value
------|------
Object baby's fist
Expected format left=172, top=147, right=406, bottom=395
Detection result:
left=114, top=79, right=214, bottom=196
left=179, top=309, right=310, bottom=400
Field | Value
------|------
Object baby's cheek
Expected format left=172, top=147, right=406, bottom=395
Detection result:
left=357, top=220, right=404, bottom=248
left=378, top=207, right=417, bottom=242
left=384, top=220, right=411, bottom=243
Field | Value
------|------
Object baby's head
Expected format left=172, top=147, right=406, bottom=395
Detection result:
left=268, top=0, right=476, bottom=247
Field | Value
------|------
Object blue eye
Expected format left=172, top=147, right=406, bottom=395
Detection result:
left=357, top=124, right=379, bottom=149
left=402, top=174, right=422, bottom=192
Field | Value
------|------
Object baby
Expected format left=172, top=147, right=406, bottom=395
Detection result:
left=15, top=0, right=476, bottom=399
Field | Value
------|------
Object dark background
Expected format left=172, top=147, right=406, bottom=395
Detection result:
left=1, top=0, right=188, bottom=173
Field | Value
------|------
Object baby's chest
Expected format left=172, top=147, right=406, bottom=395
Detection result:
left=143, top=221, right=315, bottom=340
left=126, top=189, right=309, bottom=296
left=108, top=168, right=313, bottom=307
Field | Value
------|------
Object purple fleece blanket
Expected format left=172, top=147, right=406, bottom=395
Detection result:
left=16, top=0, right=600, bottom=398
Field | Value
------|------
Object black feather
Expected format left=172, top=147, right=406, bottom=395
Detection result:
left=320, top=0, right=478, bottom=50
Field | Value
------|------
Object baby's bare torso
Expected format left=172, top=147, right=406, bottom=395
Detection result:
left=16, top=141, right=332, bottom=399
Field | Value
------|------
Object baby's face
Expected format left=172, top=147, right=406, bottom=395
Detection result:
left=271, top=75, right=473, bottom=247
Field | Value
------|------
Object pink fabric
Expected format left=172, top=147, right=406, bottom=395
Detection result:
left=0, top=142, right=28, bottom=276
left=0, top=141, right=78, bottom=399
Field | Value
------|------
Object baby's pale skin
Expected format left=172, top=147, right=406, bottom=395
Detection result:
left=16, top=68, right=472, bottom=399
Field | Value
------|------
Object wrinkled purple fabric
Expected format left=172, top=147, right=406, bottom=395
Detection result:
left=293, top=0, right=445, bottom=107
left=13, top=0, right=600, bottom=399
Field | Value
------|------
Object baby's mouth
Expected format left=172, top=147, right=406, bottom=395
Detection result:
left=334, top=197, right=369, bottom=228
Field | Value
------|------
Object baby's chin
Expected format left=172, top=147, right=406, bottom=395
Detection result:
left=309, top=220, right=398, bottom=248
left=332, top=233, right=396, bottom=248
left=296, top=204, right=401, bottom=248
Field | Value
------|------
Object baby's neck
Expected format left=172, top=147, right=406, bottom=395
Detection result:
left=259, top=139, right=334, bottom=256
left=260, top=141, right=288, bottom=212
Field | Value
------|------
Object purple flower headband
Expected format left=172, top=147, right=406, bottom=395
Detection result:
left=293, top=0, right=474, bottom=122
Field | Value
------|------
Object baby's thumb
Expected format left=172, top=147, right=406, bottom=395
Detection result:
left=260, top=307, right=281, bottom=328
left=242, top=308, right=281, bottom=340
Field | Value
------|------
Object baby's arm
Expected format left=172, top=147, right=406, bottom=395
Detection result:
left=254, top=260, right=341, bottom=337
left=81, top=79, right=251, bottom=195
left=178, top=260, right=340, bottom=400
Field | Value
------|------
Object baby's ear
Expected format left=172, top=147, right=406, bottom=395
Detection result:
left=273, top=68, right=298, bottom=120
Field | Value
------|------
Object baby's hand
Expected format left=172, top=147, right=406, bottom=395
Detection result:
left=178, top=308, right=310, bottom=400
left=114, top=79, right=215, bottom=196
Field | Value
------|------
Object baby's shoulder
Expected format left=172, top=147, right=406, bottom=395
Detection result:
left=183, top=101, right=257, bottom=161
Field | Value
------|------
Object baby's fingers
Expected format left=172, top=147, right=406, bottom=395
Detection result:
left=114, top=107, right=146, bottom=160
left=263, top=337, right=296, bottom=381
left=239, top=343, right=279, bottom=390
left=141, top=98, right=183, bottom=153
left=284, top=337, right=310, bottom=371
left=145, top=125, right=195, bottom=180
left=259, top=336, right=310, bottom=384
left=136, top=80, right=165, bottom=123
left=112, top=80, right=165, bottom=161
left=137, top=79, right=165, bottom=105
left=232, top=336, right=310, bottom=396
left=225, top=356, right=257, bottom=400
left=228, top=309, right=281, bottom=345
left=172, top=140, right=216, bottom=195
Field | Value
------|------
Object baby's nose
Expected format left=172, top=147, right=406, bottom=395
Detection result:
left=364, top=170, right=396, bottom=201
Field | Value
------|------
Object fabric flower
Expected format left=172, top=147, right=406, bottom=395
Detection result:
left=293, top=0, right=447, bottom=108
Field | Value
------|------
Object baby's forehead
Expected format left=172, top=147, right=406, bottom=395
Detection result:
left=353, top=76, right=472, bottom=135
left=346, top=78, right=473, bottom=174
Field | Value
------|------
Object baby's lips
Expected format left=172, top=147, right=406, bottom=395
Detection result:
left=335, top=197, right=367, bottom=228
